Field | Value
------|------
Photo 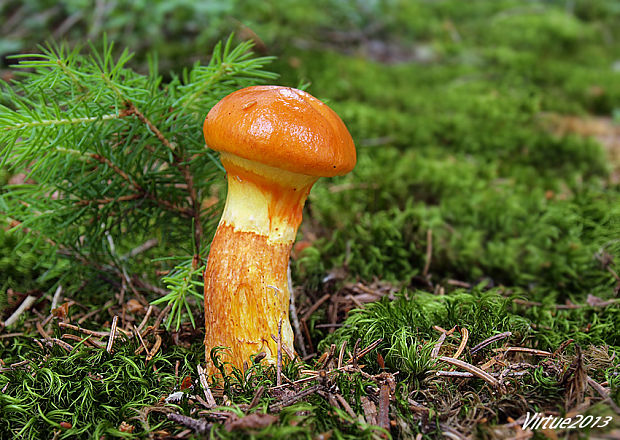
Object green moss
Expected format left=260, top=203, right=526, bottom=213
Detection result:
left=2, top=1, right=620, bottom=437
left=321, top=288, right=532, bottom=377
left=0, top=226, right=63, bottom=318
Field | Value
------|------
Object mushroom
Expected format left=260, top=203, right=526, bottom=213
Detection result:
left=202, top=85, right=356, bottom=374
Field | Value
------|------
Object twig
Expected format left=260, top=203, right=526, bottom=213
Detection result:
left=8, top=360, right=29, bottom=369
left=301, top=320, right=314, bottom=354
left=142, top=303, right=171, bottom=337
left=136, top=305, right=154, bottom=335
left=121, top=238, right=159, bottom=260
left=75, top=194, right=141, bottom=206
left=439, top=356, right=501, bottom=389
left=318, top=344, right=336, bottom=369
left=452, top=327, right=469, bottom=360
left=470, top=331, right=512, bottom=354
left=248, top=385, right=265, bottom=411
left=146, top=334, right=162, bottom=361
left=436, top=371, right=475, bottom=378
left=124, top=102, right=203, bottom=252
left=335, top=394, right=357, bottom=419
left=133, top=324, right=150, bottom=356
left=315, top=323, right=342, bottom=329
left=77, top=300, right=114, bottom=324
left=552, top=339, right=575, bottom=358
left=436, top=370, right=528, bottom=379
left=497, top=347, right=552, bottom=357
left=377, top=382, right=391, bottom=436
left=288, top=266, right=307, bottom=358
left=441, top=426, right=468, bottom=440
left=352, top=338, right=361, bottom=368
left=338, top=340, right=347, bottom=369
left=62, top=333, right=101, bottom=348
left=269, top=384, right=322, bottom=412
left=433, top=325, right=456, bottom=336
left=277, top=319, right=283, bottom=387
left=361, top=396, right=378, bottom=425
left=167, top=413, right=210, bottom=434
left=446, top=279, right=471, bottom=288
left=431, top=332, right=447, bottom=358
left=41, top=338, right=74, bottom=352
left=197, top=364, right=217, bottom=408
left=587, top=376, right=620, bottom=415
left=350, top=338, right=383, bottom=363
left=0, top=333, right=24, bottom=339
left=77, top=149, right=193, bottom=217
left=106, top=316, right=119, bottom=353
left=3, top=295, right=37, bottom=327
left=35, top=321, right=50, bottom=339
left=301, top=293, right=331, bottom=321
left=270, top=334, right=295, bottom=360
left=59, top=322, right=125, bottom=338
left=347, top=294, right=365, bottom=309
left=50, top=285, right=63, bottom=312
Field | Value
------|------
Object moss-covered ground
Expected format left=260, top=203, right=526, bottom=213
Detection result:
left=1, top=1, right=619, bottom=438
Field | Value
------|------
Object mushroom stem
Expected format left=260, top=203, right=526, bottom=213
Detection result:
left=204, top=153, right=317, bottom=374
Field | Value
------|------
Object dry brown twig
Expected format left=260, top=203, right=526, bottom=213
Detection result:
left=146, top=334, right=162, bottom=361
left=431, top=332, right=447, bottom=358
left=59, top=321, right=127, bottom=338
left=350, top=338, right=382, bottom=363
left=247, top=385, right=265, bottom=411
left=452, top=327, right=469, bottom=360
left=276, top=319, right=283, bottom=387
left=269, top=384, right=323, bottom=412
left=338, top=340, right=347, bottom=369
left=61, top=333, right=101, bottom=348
left=470, top=331, right=512, bottom=354
left=496, top=347, right=552, bottom=357
left=3, top=295, right=37, bottom=327
left=197, top=364, right=217, bottom=408
left=439, top=356, right=501, bottom=390
left=135, top=305, right=154, bottom=335
left=377, top=381, right=391, bottom=436
left=106, top=316, right=119, bottom=353
left=587, top=376, right=620, bottom=415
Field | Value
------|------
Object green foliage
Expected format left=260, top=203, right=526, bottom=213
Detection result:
left=300, top=146, right=619, bottom=297
left=285, top=0, right=620, bottom=300
left=0, top=334, right=384, bottom=439
left=1, top=0, right=241, bottom=71
left=152, top=259, right=205, bottom=330
left=524, top=302, right=620, bottom=349
left=322, top=288, right=532, bottom=377
left=0, top=37, right=276, bottom=325
left=1, top=0, right=620, bottom=438
left=0, top=226, right=63, bottom=317
left=0, top=337, right=179, bottom=438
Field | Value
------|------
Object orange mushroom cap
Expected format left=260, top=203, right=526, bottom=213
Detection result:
left=203, top=85, right=356, bottom=177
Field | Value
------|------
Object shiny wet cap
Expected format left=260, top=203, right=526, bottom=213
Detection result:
left=203, top=86, right=356, bottom=177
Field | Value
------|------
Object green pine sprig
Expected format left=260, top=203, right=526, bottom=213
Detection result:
left=0, top=35, right=277, bottom=327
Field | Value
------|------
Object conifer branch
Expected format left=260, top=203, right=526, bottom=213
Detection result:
left=0, top=37, right=277, bottom=328
left=123, top=102, right=203, bottom=251
left=4, top=113, right=122, bottom=131
left=75, top=194, right=142, bottom=206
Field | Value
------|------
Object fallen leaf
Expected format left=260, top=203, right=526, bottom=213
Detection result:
left=180, top=375, right=192, bottom=390
left=52, top=302, right=70, bottom=320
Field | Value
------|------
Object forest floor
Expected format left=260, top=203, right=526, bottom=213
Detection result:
left=1, top=1, right=620, bottom=439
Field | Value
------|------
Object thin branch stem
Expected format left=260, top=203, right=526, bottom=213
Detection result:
left=124, top=102, right=203, bottom=253
left=5, top=113, right=122, bottom=131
